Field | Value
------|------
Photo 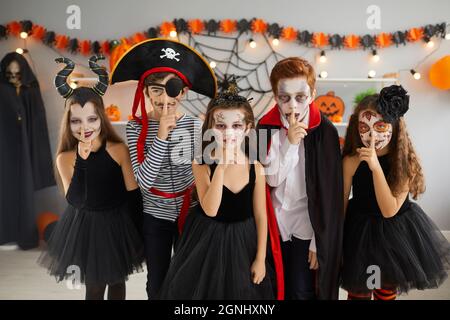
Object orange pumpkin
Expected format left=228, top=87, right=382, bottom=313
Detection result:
left=36, top=212, right=59, bottom=241
left=314, top=91, right=345, bottom=122
left=106, top=104, right=121, bottom=122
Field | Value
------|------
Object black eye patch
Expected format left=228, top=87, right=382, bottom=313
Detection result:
left=165, top=78, right=184, bottom=98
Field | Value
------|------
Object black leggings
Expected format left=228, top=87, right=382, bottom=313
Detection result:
left=85, top=282, right=126, bottom=300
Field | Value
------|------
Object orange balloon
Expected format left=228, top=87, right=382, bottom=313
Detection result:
left=429, top=55, right=450, bottom=90
left=36, top=212, right=59, bottom=241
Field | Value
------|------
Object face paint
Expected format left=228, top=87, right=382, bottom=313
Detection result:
left=147, top=74, right=185, bottom=117
left=212, top=109, right=248, bottom=149
left=69, top=102, right=101, bottom=142
left=358, top=109, right=393, bottom=150
left=6, top=61, right=21, bottom=87
left=276, top=77, right=312, bottom=124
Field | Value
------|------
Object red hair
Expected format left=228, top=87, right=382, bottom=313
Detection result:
left=270, top=57, right=316, bottom=95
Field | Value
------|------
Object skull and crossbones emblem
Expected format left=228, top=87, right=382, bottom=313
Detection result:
left=160, top=48, right=180, bottom=62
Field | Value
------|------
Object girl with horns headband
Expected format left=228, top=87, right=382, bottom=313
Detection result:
left=38, top=55, right=144, bottom=300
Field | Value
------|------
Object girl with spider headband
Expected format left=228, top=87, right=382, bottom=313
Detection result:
left=341, top=85, right=450, bottom=300
left=157, top=80, right=275, bottom=299
left=38, top=55, right=144, bottom=300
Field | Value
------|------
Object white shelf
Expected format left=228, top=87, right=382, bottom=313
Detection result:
left=110, top=121, right=128, bottom=125
left=317, top=78, right=398, bottom=83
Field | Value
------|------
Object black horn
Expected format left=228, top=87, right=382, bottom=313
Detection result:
left=54, top=57, right=75, bottom=98
left=89, top=55, right=108, bottom=96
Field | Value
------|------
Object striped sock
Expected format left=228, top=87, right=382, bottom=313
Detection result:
left=373, top=288, right=397, bottom=301
left=347, top=292, right=372, bottom=300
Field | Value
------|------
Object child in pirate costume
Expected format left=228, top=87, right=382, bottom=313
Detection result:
left=110, top=39, right=217, bottom=299
left=39, top=55, right=144, bottom=300
left=256, top=57, right=344, bottom=300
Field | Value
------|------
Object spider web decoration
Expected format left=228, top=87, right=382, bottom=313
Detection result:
left=177, top=32, right=289, bottom=119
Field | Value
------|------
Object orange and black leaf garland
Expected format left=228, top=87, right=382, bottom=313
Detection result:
left=0, top=19, right=446, bottom=56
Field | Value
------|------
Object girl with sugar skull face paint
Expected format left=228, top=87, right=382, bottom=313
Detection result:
left=341, top=85, right=450, bottom=300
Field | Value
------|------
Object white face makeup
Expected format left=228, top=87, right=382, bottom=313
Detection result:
left=6, top=61, right=21, bottom=87
left=212, top=109, right=248, bottom=149
left=276, top=77, right=313, bottom=123
left=147, top=74, right=186, bottom=118
left=69, top=102, right=101, bottom=142
left=358, top=109, right=393, bottom=150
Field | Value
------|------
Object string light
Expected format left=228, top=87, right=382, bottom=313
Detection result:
left=319, top=50, right=327, bottom=63
left=209, top=61, right=217, bottom=69
left=272, top=38, right=280, bottom=46
left=69, top=81, right=78, bottom=89
left=445, top=23, right=450, bottom=40
left=426, top=39, right=435, bottom=48
left=249, top=38, right=257, bottom=48
left=371, top=49, right=380, bottom=62
left=410, top=69, right=421, bottom=80
left=169, top=30, right=178, bottom=38
left=319, top=71, right=328, bottom=78
left=368, top=70, right=377, bottom=78
left=15, top=48, right=28, bottom=54
left=20, top=32, right=28, bottom=39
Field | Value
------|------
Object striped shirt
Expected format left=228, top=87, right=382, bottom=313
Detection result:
left=126, top=114, right=202, bottom=222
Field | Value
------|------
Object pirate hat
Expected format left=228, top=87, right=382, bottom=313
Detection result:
left=110, top=38, right=217, bottom=163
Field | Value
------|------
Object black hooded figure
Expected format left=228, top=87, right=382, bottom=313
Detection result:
left=0, top=52, right=55, bottom=249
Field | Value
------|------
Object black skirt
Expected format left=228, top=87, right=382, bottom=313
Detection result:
left=158, top=206, right=274, bottom=299
left=38, top=202, right=144, bottom=286
left=341, top=201, right=450, bottom=295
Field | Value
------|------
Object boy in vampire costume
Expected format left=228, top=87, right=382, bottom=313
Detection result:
left=110, top=39, right=217, bottom=299
left=256, top=57, right=344, bottom=300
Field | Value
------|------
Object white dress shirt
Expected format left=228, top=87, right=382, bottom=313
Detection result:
left=264, top=113, right=316, bottom=252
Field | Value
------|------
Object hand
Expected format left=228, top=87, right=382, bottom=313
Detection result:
left=356, top=133, right=381, bottom=172
left=308, top=250, right=319, bottom=270
left=250, top=258, right=266, bottom=285
left=157, top=104, right=177, bottom=140
left=287, top=111, right=308, bottom=145
left=77, top=126, right=92, bottom=160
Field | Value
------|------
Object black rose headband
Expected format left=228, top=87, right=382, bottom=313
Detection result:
left=376, top=84, right=409, bottom=123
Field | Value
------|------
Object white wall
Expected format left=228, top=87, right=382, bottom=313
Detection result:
left=1, top=0, right=449, bottom=229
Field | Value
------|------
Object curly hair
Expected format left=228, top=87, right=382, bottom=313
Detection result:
left=342, top=94, right=425, bottom=199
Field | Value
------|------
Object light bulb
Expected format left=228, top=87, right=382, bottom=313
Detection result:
left=426, top=40, right=434, bottom=48
left=272, top=38, right=280, bottom=46
left=209, top=61, right=217, bottom=69
left=249, top=39, right=257, bottom=49
left=169, top=30, right=177, bottom=38
left=319, top=50, right=327, bottom=63
left=15, top=48, right=24, bottom=54
left=368, top=70, right=377, bottom=78
left=372, top=50, right=380, bottom=62
left=319, top=71, right=328, bottom=78
left=410, top=69, right=421, bottom=80
left=20, top=32, right=28, bottom=39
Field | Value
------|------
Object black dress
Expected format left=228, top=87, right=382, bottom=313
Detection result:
left=341, top=155, right=450, bottom=295
left=157, top=162, right=274, bottom=299
left=38, top=141, right=144, bottom=286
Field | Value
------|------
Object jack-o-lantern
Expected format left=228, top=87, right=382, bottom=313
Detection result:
left=315, top=91, right=345, bottom=122
left=106, top=104, right=121, bottom=122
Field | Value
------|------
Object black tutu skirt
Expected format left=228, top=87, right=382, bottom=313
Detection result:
left=38, top=203, right=144, bottom=286
left=341, top=201, right=450, bottom=295
left=157, top=207, right=274, bottom=299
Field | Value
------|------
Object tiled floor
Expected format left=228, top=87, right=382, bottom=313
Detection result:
left=0, top=235, right=449, bottom=300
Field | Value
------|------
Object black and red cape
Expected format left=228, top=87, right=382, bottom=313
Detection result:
left=257, top=103, right=344, bottom=300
